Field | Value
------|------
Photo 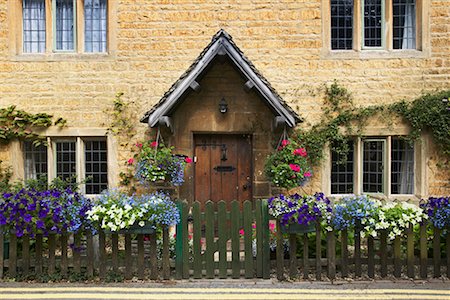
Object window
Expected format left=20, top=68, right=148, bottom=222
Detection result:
left=23, top=137, right=108, bottom=194
left=330, top=137, right=415, bottom=196
left=329, top=0, right=419, bottom=51
left=21, top=0, right=108, bottom=54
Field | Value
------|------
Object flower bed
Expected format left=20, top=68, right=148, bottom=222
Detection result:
left=86, top=189, right=179, bottom=232
left=420, top=196, right=450, bottom=229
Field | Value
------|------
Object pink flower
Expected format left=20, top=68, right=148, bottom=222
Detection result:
left=127, top=158, right=134, bottom=165
left=304, top=171, right=312, bottom=178
left=136, top=142, right=143, bottom=148
left=239, top=229, right=245, bottom=236
left=269, top=222, right=275, bottom=231
left=150, top=141, right=158, bottom=148
left=289, top=164, right=300, bottom=172
left=185, top=157, right=192, bottom=163
left=281, top=139, right=290, bottom=147
left=252, top=224, right=256, bottom=229
left=293, top=147, right=307, bottom=157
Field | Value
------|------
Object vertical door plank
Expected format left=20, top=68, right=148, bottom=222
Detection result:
left=315, top=222, right=321, bottom=280
left=210, top=137, right=223, bottom=203
left=8, top=234, right=17, bottom=278
left=149, top=232, right=157, bottom=280
left=341, top=230, right=348, bottom=278
left=419, top=223, right=427, bottom=279
left=380, top=230, right=388, bottom=278
left=217, top=201, right=228, bottom=279
left=303, top=233, right=309, bottom=279
left=231, top=201, right=240, bottom=278
left=354, top=225, right=362, bottom=277
left=22, top=235, right=30, bottom=276
left=243, top=200, right=253, bottom=279
left=98, top=231, right=106, bottom=280
left=367, top=236, right=374, bottom=279
left=35, top=234, right=43, bottom=275
left=433, top=227, right=441, bottom=278
left=137, top=234, right=145, bottom=280
left=289, top=234, right=297, bottom=278
left=111, top=233, right=119, bottom=273
left=221, top=135, right=238, bottom=203
left=124, top=233, right=132, bottom=280
left=205, top=201, right=215, bottom=279
left=237, top=135, right=252, bottom=204
left=192, top=201, right=202, bottom=279
left=86, top=232, right=94, bottom=278
left=327, top=231, right=336, bottom=280
left=276, top=220, right=284, bottom=281
left=406, top=225, right=415, bottom=278
left=194, top=135, right=211, bottom=207
left=162, top=226, right=170, bottom=280
left=394, top=236, right=401, bottom=278
left=48, top=233, right=56, bottom=275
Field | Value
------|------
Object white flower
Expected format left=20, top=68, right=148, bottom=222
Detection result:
left=139, top=221, right=145, bottom=227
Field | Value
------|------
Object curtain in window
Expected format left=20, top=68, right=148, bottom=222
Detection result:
left=23, top=0, right=46, bottom=53
left=398, top=147, right=414, bottom=193
left=55, top=0, right=74, bottom=51
left=84, top=0, right=107, bottom=52
left=393, top=0, right=416, bottom=49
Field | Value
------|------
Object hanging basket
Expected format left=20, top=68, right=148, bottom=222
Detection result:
left=280, top=222, right=316, bottom=234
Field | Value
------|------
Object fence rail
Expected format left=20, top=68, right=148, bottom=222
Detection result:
left=0, top=199, right=449, bottom=280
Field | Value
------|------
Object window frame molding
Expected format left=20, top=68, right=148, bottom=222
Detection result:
left=9, top=127, right=118, bottom=196
left=9, top=0, right=117, bottom=61
left=321, top=0, right=430, bottom=59
left=52, top=0, right=77, bottom=53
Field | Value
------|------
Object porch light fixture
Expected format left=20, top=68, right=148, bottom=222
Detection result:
left=219, top=97, right=228, bottom=114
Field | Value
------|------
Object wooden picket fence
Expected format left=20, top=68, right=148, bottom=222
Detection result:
left=0, top=199, right=449, bottom=280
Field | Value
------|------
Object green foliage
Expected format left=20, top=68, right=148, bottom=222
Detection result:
left=107, top=92, right=137, bottom=141
left=295, top=81, right=450, bottom=166
left=0, top=105, right=66, bottom=145
left=0, top=160, right=12, bottom=193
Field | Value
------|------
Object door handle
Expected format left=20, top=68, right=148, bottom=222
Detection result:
left=243, top=183, right=252, bottom=191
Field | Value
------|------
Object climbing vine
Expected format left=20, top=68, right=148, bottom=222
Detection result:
left=294, top=81, right=450, bottom=166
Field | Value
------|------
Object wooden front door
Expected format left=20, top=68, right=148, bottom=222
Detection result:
left=194, top=134, right=252, bottom=206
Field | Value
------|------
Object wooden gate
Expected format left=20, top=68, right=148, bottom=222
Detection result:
left=175, top=199, right=270, bottom=279
left=194, top=134, right=252, bottom=208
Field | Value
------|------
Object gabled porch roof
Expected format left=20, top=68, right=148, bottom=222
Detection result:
left=141, top=29, right=302, bottom=128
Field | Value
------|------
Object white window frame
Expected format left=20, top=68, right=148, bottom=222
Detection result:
left=52, top=0, right=77, bottom=52
left=361, top=0, right=386, bottom=50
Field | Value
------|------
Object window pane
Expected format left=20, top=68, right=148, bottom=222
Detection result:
left=55, top=0, right=75, bottom=51
left=331, top=141, right=354, bottom=194
left=23, top=0, right=46, bottom=53
left=23, top=141, right=48, bottom=180
left=84, top=0, right=107, bottom=52
left=331, top=0, right=353, bottom=50
left=363, top=0, right=383, bottom=47
left=85, top=140, right=108, bottom=194
left=393, top=0, right=416, bottom=49
left=363, top=140, right=384, bottom=193
left=56, top=141, right=76, bottom=182
left=391, top=138, right=414, bottom=194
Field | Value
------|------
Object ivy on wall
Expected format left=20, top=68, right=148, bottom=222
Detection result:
left=294, top=81, right=450, bottom=166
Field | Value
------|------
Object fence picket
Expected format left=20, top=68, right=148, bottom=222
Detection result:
left=276, top=220, right=284, bottom=281
left=315, top=222, right=321, bottom=280
left=181, top=201, right=190, bottom=279
left=111, top=233, right=119, bottom=272
left=261, top=200, right=270, bottom=279
left=149, top=232, right=157, bottom=280
left=73, top=233, right=81, bottom=274
left=137, top=234, right=145, bottom=280
left=433, top=227, right=441, bottom=278
left=193, top=201, right=202, bottom=279
left=22, top=234, right=30, bottom=275
left=35, top=234, right=43, bottom=274
left=289, top=234, right=297, bottom=278
left=98, top=231, right=105, bottom=280
left=243, top=200, right=253, bottom=279
left=231, top=201, right=240, bottom=279
left=0, top=231, right=3, bottom=278
left=380, top=230, right=387, bottom=278
left=162, top=226, right=170, bottom=280
left=327, top=231, right=336, bottom=279
left=354, top=225, right=361, bottom=277
left=205, top=201, right=215, bottom=279
left=218, top=201, right=227, bottom=279
left=175, top=201, right=184, bottom=279
left=446, top=233, right=450, bottom=278
left=48, top=234, right=56, bottom=275
left=394, top=236, right=401, bottom=278
left=341, top=230, right=348, bottom=278
left=303, top=233, right=309, bottom=279
left=9, top=234, right=17, bottom=277
left=125, top=233, right=132, bottom=280
left=255, top=200, right=263, bottom=278
left=419, top=223, right=427, bottom=279
left=86, top=232, right=94, bottom=278
left=406, top=225, right=414, bottom=278
left=367, top=236, right=374, bottom=279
